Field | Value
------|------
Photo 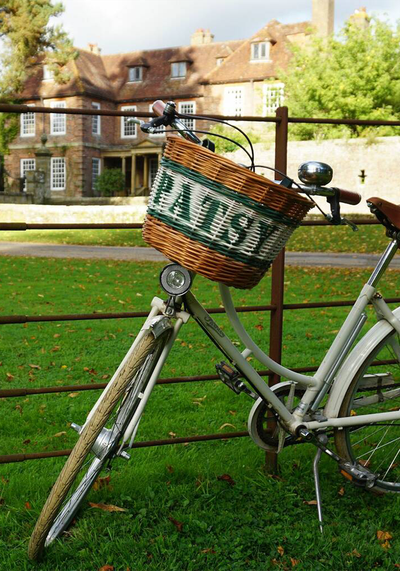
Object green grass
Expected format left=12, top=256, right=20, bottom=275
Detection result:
left=0, top=257, right=399, bottom=569
left=0, top=221, right=390, bottom=253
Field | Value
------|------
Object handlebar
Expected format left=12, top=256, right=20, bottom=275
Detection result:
left=141, top=99, right=361, bottom=229
left=298, top=184, right=361, bottom=205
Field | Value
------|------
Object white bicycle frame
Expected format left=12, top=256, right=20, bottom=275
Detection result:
left=86, top=237, right=400, bottom=448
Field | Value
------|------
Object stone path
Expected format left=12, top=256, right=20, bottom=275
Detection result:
left=0, top=242, right=399, bottom=268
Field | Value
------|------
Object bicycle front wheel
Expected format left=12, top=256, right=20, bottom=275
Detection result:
left=335, top=329, right=400, bottom=493
left=28, top=326, right=170, bottom=560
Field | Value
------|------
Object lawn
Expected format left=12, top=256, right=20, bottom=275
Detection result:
left=0, top=257, right=399, bottom=570
left=0, top=219, right=391, bottom=253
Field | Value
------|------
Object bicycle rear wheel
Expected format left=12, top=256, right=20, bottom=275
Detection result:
left=335, top=329, right=400, bottom=493
left=28, top=326, right=170, bottom=560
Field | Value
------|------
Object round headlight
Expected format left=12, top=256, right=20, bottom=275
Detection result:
left=160, top=264, right=192, bottom=296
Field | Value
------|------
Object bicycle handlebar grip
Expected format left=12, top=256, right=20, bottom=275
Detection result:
left=336, top=188, right=361, bottom=205
left=152, top=100, right=166, bottom=117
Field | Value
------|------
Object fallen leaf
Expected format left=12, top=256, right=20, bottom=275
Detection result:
left=23, top=439, right=31, bottom=445
left=50, top=346, right=61, bottom=353
left=99, top=566, right=114, bottom=571
left=53, top=334, right=61, bottom=338
left=351, top=549, right=361, bottom=558
left=68, top=393, right=80, bottom=398
left=377, top=530, right=392, bottom=542
left=217, top=474, right=236, bottom=486
left=25, top=501, right=32, bottom=510
left=88, top=502, right=127, bottom=513
left=168, top=517, right=183, bottom=532
left=28, top=364, right=41, bottom=370
left=229, top=410, right=237, bottom=416
left=255, top=324, right=264, bottom=331
left=93, top=476, right=112, bottom=491
left=291, top=558, right=300, bottom=567
left=168, top=431, right=177, bottom=438
left=277, top=546, right=284, bottom=556
left=201, top=548, right=216, bottom=554
left=338, top=487, right=345, bottom=497
left=303, top=499, right=318, bottom=505
left=218, top=423, right=236, bottom=431
left=192, top=396, right=207, bottom=402
left=6, top=373, right=14, bottom=381
left=53, top=431, right=67, bottom=438
left=166, top=465, right=174, bottom=474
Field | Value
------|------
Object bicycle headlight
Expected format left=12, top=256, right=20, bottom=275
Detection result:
left=160, top=264, right=192, bottom=296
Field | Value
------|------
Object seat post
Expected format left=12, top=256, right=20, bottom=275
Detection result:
left=367, top=239, right=398, bottom=288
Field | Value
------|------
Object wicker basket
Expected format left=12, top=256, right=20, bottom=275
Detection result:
left=143, top=137, right=313, bottom=289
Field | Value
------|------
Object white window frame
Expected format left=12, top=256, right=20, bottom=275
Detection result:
left=50, top=101, right=66, bottom=135
left=42, top=65, right=54, bottom=81
left=178, top=101, right=196, bottom=131
left=171, top=62, right=187, bottom=79
left=148, top=104, right=165, bottom=137
left=92, top=102, right=101, bottom=135
left=224, top=87, right=243, bottom=117
left=51, top=157, right=66, bottom=191
left=20, top=158, right=36, bottom=191
left=251, top=42, right=270, bottom=61
left=148, top=157, right=159, bottom=188
left=20, top=104, right=35, bottom=137
left=92, top=158, right=101, bottom=190
left=128, top=67, right=143, bottom=82
left=262, top=83, right=285, bottom=116
left=121, top=106, right=137, bottom=138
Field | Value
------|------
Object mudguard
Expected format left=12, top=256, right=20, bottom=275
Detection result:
left=324, top=306, right=400, bottom=419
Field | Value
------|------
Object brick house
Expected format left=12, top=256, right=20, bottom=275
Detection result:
left=4, top=0, right=335, bottom=201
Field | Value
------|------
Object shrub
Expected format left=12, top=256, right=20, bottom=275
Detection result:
left=94, top=168, right=125, bottom=196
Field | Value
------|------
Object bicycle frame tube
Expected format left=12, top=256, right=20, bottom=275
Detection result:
left=184, top=291, right=296, bottom=428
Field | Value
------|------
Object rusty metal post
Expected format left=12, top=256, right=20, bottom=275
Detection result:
left=265, top=106, right=288, bottom=473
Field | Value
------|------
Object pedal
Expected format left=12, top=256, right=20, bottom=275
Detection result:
left=339, top=461, right=377, bottom=488
left=216, top=361, right=257, bottom=398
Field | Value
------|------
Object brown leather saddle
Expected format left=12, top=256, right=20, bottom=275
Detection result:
left=367, top=197, right=400, bottom=234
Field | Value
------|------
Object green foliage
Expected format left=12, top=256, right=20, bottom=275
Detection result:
left=0, top=0, right=77, bottom=97
left=208, top=123, right=261, bottom=156
left=0, top=111, right=19, bottom=155
left=94, top=168, right=126, bottom=196
left=280, top=17, right=400, bottom=140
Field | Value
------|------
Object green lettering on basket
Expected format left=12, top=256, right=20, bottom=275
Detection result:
left=220, top=213, right=254, bottom=246
left=168, top=182, right=192, bottom=222
left=200, top=196, right=228, bottom=233
left=251, top=220, right=276, bottom=256
left=152, top=170, right=173, bottom=206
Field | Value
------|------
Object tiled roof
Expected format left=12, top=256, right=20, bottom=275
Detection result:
left=18, top=19, right=311, bottom=102
left=203, top=20, right=311, bottom=84
left=101, top=40, right=243, bottom=102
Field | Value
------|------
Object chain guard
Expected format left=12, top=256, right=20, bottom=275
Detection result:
left=247, top=382, right=305, bottom=451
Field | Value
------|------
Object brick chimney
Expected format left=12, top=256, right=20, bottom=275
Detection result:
left=87, top=43, right=101, bottom=55
left=312, top=0, right=334, bottom=37
left=190, top=29, right=214, bottom=46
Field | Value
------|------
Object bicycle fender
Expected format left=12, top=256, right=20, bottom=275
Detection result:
left=324, top=306, right=400, bottom=419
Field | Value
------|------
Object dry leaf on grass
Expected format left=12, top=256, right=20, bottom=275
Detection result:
left=217, top=474, right=236, bottom=486
left=99, top=566, right=114, bottom=571
left=168, top=517, right=183, bottom=532
left=88, top=502, right=127, bottom=513
left=93, top=476, right=112, bottom=491
left=277, top=546, right=284, bottom=556
left=218, top=423, right=236, bottom=431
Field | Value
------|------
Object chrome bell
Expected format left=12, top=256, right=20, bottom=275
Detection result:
left=298, top=161, right=333, bottom=186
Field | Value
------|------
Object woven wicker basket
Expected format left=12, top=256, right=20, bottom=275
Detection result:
left=143, top=137, right=313, bottom=289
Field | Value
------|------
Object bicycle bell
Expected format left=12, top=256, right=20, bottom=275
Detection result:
left=298, top=161, right=333, bottom=186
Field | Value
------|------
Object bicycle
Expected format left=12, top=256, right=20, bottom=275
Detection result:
left=28, top=101, right=400, bottom=560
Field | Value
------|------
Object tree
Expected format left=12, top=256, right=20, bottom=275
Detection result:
left=0, top=0, right=76, bottom=97
left=280, top=17, right=400, bottom=140
left=95, top=169, right=126, bottom=197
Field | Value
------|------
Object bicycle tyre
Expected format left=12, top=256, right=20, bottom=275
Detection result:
left=335, top=329, right=400, bottom=493
left=28, top=328, right=169, bottom=560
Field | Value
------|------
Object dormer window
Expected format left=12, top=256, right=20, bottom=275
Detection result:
left=128, top=66, right=143, bottom=82
left=171, top=62, right=187, bottom=79
left=42, top=65, right=54, bottom=81
left=251, top=42, right=270, bottom=61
